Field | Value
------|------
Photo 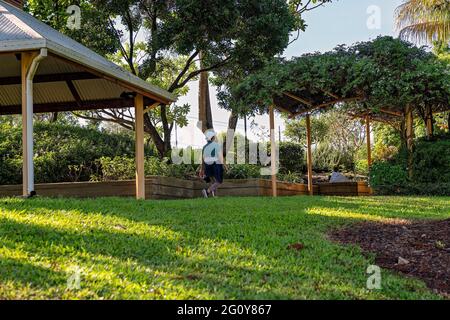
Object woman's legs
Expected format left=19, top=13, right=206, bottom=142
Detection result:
left=203, top=164, right=223, bottom=197
left=208, top=181, right=221, bottom=194
left=208, top=164, right=224, bottom=196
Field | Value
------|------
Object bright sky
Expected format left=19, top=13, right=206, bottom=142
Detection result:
left=175, top=0, right=405, bottom=148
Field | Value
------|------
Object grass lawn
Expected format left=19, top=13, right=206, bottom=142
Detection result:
left=0, top=195, right=449, bottom=300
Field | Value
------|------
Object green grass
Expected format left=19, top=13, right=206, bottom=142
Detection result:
left=0, top=196, right=449, bottom=300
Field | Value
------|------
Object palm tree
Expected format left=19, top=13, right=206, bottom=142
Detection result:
left=396, top=0, right=450, bottom=43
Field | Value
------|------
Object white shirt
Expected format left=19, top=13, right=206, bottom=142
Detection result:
left=330, top=172, right=350, bottom=183
left=203, top=141, right=222, bottom=165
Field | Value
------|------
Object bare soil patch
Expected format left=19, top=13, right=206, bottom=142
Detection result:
left=330, top=219, right=450, bottom=297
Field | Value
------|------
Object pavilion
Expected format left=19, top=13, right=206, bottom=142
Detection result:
left=0, top=0, right=176, bottom=199
left=267, top=88, right=442, bottom=197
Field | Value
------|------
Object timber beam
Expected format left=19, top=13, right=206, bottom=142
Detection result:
left=288, top=97, right=362, bottom=118
left=283, top=92, right=314, bottom=107
left=0, top=72, right=98, bottom=86
left=0, top=97, right=156, bottom=115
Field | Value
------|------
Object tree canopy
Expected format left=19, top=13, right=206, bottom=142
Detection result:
left=222, top=36, right=450, bottom=122
left=396, top=0, right=450, bottom=44
left=25, top=0, right=119, bottom=56
left=24, top=0, right=333, bottom=157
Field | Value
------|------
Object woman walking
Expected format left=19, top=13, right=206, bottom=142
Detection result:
left=200, top=130, right=225, bottom=198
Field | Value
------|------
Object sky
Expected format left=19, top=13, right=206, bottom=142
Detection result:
left=173, top=0, right=405, bottom=148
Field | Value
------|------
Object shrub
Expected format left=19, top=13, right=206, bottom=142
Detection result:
left=0, top=122, right=141, bottom=184
left=97, top=156, right=136, bottom=181
left=279, top=142, right=305, bottom=174
left=312, top=144, right=355, bottom=172
left=97, top=156, right=201, bottom=181
left=355, top=159, right=369, bottom=176
left=412, top=135, right=450, bottom=183
left=373, top=183, right=450, bottom=196
left=369, top=161, right=409, bottom=187
left=98, top=156, right=170, bottom=180
left=278, top=171, right=304, bottom=184
left=225, top=164, right=261, bottom=179
left=166, top=163, right=199, bottom=180
left=0, top=157, right=22, bottom=185
left=369, top=134, right=450, bottom=195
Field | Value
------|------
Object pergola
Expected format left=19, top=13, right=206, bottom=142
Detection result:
left=0, top=0, right=176, bottom=199
left=267, top=90, right=424, bottom=197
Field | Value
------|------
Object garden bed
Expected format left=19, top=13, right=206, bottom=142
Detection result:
left=330, top=219, right=450, bottom=297
left=0, top=177, right=371, bottom=199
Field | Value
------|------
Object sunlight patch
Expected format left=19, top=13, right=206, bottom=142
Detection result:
left=306, top=207, right=389, bottom=222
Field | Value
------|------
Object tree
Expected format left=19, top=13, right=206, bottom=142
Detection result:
left=284, top=115, right=328, bottom=147
left=214, top=0, right=334, bottom=141
left=198, top=51, right=213, bottom=132
left=285, top=110, right=367, bottom=171
left=66, top=0, right=299, bottom=157
left=226, top=36, right=449, bottom=174
left=26, top=0, right=333, bottom=158
left=396, top=0, right=450, bottom=43
left=26, top=0, right=119, bottom=56
left=25, top=0, right=120, bottom=122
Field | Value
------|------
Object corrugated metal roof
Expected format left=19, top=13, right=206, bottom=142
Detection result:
left=33, top=82, right=75, bottom=104
left=38, top=57, right=82, bottom=75
left=0, top=54, right=20, bottom=77
left=0, top=84, right=20, bottom=106
left=74, top=79, right=125, bottom=101
left=0, top=11, right=32, bottom=41
left=0, top=0, right=176, bottom=104
left=0, top=54, right=131, bottom=109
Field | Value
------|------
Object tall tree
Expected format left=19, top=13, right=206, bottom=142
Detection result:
left=26, top=0, right=119, bottom=56
left=68, top=0, right=298, bottom=157
left=198, top=51, right=213, bottom=132
left=26, top=0, right=330, bottom=157
left=25, top=0, right=120, bottom=122
left=396, top=0, right=450, bottom=43
left=215, top=0, right=334, bottom=140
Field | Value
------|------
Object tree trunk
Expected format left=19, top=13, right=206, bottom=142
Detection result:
left=198, top=51, right=213, bottom=133
left=405, top=105, right=414, bottom=179
left=448, top=112, right=450, bottom=133
left=425, top=105, right=434, bottom=139
left=50, top=112, right=58, bottom=123
left=225, top=112, right=239, bottom=156
left=143, top=112, right=166, bottom=158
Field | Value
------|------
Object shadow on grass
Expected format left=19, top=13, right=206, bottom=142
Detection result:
left=0, top=195, right=447, bottom=299
left=0, top=255, right=66, bottom=288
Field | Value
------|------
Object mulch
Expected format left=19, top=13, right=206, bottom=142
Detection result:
left=330, top=218, right=450, bottom=297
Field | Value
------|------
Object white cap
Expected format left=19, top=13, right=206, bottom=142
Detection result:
left=205, top=130, right=216, bottom=141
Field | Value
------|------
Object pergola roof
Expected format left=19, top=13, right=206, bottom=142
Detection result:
left=273, top=87, right=450, bottom=126
left=271, top=88, right=385, bottom=123
left=0, top=0, right=176, bottom=115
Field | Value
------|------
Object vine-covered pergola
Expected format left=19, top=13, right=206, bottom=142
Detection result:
left=228, top=37, right=450, bottom=196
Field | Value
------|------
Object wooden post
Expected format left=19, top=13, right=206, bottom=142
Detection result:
left=405, top=105, right=414, bottom=179
left=135, top=94, right=145, bottom=200
left=365, top=116, right=372, bottom=168
left=306, top=114, right=313, bottom=196
left=22, top=53, right=31, bottom=196
left=425, top=105, right=433, bottom=139
left=21, top=52, right=38, bottom=197
left=269, top=105, right=277, bottom=197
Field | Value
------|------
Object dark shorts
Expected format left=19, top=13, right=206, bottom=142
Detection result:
left=204, top=164, right=224, bottom=184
